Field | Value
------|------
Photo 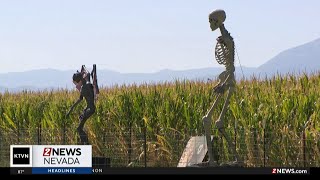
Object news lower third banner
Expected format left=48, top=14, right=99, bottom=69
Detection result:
left=10, top=145, right=92, bottom=174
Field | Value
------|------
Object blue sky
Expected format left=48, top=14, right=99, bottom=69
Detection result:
left=0, top=0, right=319, bottom=73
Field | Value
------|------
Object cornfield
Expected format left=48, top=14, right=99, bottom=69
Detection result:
left=0, top=72, right=319, bottom=167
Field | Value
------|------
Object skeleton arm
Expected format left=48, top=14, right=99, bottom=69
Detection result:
left=66, top=97, right=83, bottom=117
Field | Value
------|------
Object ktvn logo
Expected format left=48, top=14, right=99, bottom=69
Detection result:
left=10, top=145, right=33, bottom=167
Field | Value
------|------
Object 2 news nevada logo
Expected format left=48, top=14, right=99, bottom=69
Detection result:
left=41, top=146, right=82, bottom=165
left=10, top=145, right=33, bottom=167
left=33, top=145, right=91, bottom=168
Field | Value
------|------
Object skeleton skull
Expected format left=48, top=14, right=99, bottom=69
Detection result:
left=209, top=9, right=226, bottom=31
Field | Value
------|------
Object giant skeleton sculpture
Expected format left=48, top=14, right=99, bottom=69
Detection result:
left=202, top=9, right=242, bottom=166
left=66, top=64, right=99, bottom=145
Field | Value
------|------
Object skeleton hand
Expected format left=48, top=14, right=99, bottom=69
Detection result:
left=66, top=106, right=75, bottom=117
left=66, top=109, right=72, bottom=117
left=215, top=119, right=224, bottom=129
left=202, top=115, right=210, bottom=124
left=213, top=82, right=226, bottom=94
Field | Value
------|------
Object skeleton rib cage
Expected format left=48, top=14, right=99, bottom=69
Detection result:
left=215, top=36, right=235, bottom=69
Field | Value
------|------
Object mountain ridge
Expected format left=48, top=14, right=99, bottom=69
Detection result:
left=1, top=38, right=319, bottom=92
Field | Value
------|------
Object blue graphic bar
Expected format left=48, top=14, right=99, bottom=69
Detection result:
left=32, top=167, right=92, bottom=174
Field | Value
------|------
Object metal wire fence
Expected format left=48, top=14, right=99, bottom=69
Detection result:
left=0, top=126, right=319, bottom=167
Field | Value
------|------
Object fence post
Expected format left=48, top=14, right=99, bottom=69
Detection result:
left=144, top=125, right=147, bottom=168
left=252, top=128, right=259, bottom=166
left=263, top=127, right=266, bottom=167
left=234, top=119, right=237, bottom=157
left=17, top=120, right=20, bottom=144
left=37, top=120, right=42, bottom=145
left=63, top=122, right=66, bottom=144
left=303, top=129, right=306, bottom=167
left=128, top=123, right=132, bottom=165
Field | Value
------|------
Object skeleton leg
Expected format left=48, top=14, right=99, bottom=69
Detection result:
left=203, top=93, right=222, bottom=166
left=77, top=115, right=89, bottom=145
left=77, top=128, right=89, bottom=145
left=77, top=107, right=94, bottom=145
left=215, top=87, right=241, bottom=162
